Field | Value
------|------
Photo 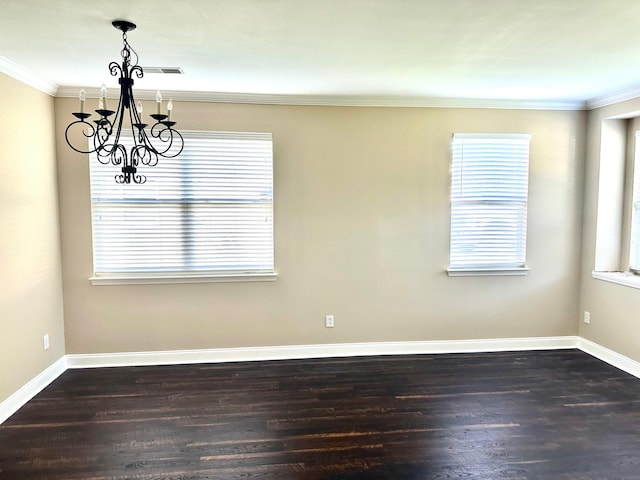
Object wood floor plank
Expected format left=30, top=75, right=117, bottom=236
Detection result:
left=1, top=350, right=639, bottom=479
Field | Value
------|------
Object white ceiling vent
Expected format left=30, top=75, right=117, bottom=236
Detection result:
left=142, top=67, right=184, bottom=74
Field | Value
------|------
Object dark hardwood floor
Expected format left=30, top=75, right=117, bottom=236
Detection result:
left=1, top=349, right=639, bottom=479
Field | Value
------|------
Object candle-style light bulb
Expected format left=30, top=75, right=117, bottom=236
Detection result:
left=79, top=89, right=86, bottom=114
left=167, top=98, right=173, bottom=121
left=137, top=100, right=143, bottom=114
left=100, top=84, right=108, bottom=110
left=155, top=90, right=162, bottom=115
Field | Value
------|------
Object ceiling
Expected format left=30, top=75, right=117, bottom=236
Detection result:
left=2, top=0, right=640, bottom=107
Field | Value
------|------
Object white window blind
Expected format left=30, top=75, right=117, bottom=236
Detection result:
left=449, top=133, right=530, bottom=272
left=89, top=131, right=274, bottom=278
left=630, top=132, right=640, bottom=272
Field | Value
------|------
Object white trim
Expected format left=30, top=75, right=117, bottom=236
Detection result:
left=587, top=83, right=640, bottom=110
left=89, top=272, right=278, bottom=285
left=0, top=56, right=58, bottom=96
left=453, top=133, right=532, bottom=140
left=65, top=336, right=579, bottom=368
left=578, top=338, right=640, bottom=379
left=0, top=356, right=67, bottom=424
left=447, top=268, right=529, bottom=277
left=55, top=86, right=586, bottom=111
left=592, top=271, right=640, bottom=290
left=7, top=336, right=640, bottom=426
left=6, top=73, right=639, bottom=111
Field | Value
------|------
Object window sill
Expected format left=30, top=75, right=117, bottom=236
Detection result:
left=592, top=271, right=640, bottom=290
left=447, top=267, right=529, bottom=277
left=89, top=271, right=278, bottom=285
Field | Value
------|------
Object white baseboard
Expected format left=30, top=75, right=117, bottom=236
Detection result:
left=5, top=335, right=640, bottom=427
left=578, top=338, right=640, bottom=378
left=65, top=336, right=579, bottom=368
left=0, top=356, right=67, bottom=424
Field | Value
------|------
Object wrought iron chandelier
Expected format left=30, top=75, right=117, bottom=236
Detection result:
left=65, top=20, right=184, bottom=184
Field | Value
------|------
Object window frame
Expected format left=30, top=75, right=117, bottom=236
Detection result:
left=628, top=130, right=640, bottom=275
left=447, top=133, right=531, bottom=277
left=591, top=116, right=640, bottom=290
left=88, top=130, right=277, bottom=285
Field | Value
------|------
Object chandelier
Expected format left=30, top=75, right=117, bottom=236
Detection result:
left=65, top=20, right=184, bottom=184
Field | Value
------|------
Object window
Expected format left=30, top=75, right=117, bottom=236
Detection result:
left=629, top=131, right=640, bottom=273
left=448, top=133, right=531, bottom=276
left=591, top=118, right=640, bottom=289
left=89, top=131, right=275, bottom=284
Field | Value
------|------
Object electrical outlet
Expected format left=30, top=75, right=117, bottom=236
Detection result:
left=325, top=315, right=335, bottom=328
left=43, top=334, right=50, bottom=350
left=584, top=311, right=591, bottom=325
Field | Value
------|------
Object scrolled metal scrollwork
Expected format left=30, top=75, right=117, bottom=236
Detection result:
left=64, top=117, right=97, bottom=154
left=64, top=20, right=184, bottom=185
left=150, top=122, right=185, bottom=158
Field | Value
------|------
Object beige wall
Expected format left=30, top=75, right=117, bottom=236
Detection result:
left=0, top=73, right=65, bottom=403
left=580, top=97, right=640, bottom=363
left=55, top=98, right=585, bottom=354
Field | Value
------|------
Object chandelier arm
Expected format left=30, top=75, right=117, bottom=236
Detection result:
left=65, top=19, right=182, bottom=184
left=149, top=122, right=185, bottom=157
left=95, top=147, right=114, bottom=165
left=134, top=144, right=158, bottom=169
left=111, top=144, right=126, bottom=166
left=94, top=122, right=116, bottom=162
left=111, top=95, right=127, bottom=159
left=128, top=102, right=157, bottom=168
left=131, top=65, right=143, bottom=80
left=64, top=120, right=99, bottom=154
left=109, top=61, right=123, bottom=79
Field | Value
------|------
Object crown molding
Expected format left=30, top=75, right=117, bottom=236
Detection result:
left=55, top=85, right=586, bottom=111
left=0, top=56, right=58, bottom=96
left=3, top=61, right=639, bottom=111
left=586, top=83, right=640, bottom=110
